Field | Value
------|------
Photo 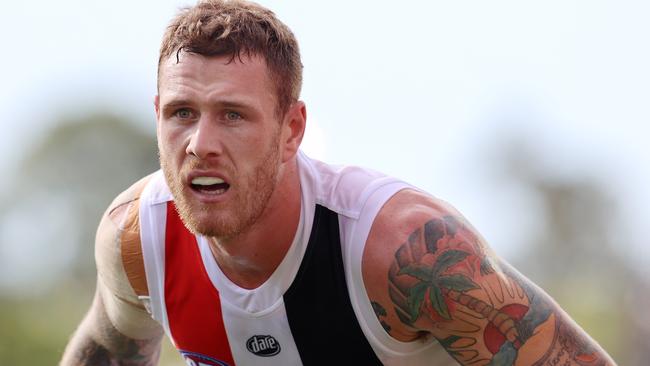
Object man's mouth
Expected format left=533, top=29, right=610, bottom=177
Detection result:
left=190, top=176, right=230, bottom=195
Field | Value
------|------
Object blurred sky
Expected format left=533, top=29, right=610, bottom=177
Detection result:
left=1, top=0, right=649, bottom=275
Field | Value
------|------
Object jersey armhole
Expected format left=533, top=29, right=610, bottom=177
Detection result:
left=107, top=178, right=151, bottom=299
left=119, top=198, right=149, bottom=298
left=344, top=181, right=445, bottom=358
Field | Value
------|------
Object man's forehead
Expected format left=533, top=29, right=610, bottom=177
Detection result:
left=158, top=52, right=272, bottom=91
left=157, top=52, right=277, bottom=110
left=159, top=52, right=268, bottom=75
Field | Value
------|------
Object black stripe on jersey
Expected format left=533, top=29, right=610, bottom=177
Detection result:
left=284, top=204, right=382, bottom=365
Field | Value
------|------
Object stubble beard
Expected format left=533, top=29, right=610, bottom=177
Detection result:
left=160, top=139, right=282, bottom=241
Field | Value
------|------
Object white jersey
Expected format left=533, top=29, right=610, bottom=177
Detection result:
left=137, top=151, right=458, bottom=365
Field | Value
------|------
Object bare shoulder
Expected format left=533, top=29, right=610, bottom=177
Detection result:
left=95, top=174, right=154, bottom=315
left=362, top=189, right=469, bottom=283
left=105, top=174, right=153, bottom=226
left=362, top=189, right=616, bottom=365
left=362, top=189, right=469, bottom=340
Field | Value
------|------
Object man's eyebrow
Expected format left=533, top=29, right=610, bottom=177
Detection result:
left=219, top=100, right=251, bottom=110
left=161, top=99, right=192, bottom=109
left=161, top=99, right=252, bottom=110
left=160, top=98, right=259, bottom=118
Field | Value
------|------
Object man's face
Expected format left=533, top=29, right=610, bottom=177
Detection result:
left=155, top=53, right=285, bottom=239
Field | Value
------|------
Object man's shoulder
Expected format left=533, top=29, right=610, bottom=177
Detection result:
left=370, top=189, right=459, bottom=242
left=301, top=153, right=388, bottom=186
left=96, top=173, right=156, bottom=299
left=106, top=174, right=156, bottom=226
left=364, top=189, right=482, bottom=275
left=361, top=189, right=462, bottom=340
left=300, top=153, right=407, bottom=215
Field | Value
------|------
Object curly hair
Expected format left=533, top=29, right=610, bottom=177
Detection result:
left=158, top=0, right=303, bottom=116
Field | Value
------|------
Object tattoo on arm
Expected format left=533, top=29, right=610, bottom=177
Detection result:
left=61, top=293, right=162, bottom=366
left=371, top=301, right=392, bottom=333
left=72, top=335, right=161, bottom=366
left=383, top=215, right=615, bottom=366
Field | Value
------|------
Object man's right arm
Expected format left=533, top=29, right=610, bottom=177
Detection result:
left=59, top=281, right=163, bottom=365
left=60, top=177, right=164, bottom=365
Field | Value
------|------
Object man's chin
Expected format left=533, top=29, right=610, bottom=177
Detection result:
left=179, top=209, right=240, bottom=239
left=182, top=219, right=226, bottom=237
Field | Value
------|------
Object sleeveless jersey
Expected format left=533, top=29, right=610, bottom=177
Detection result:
left=137, top=151, right=458, bottom=365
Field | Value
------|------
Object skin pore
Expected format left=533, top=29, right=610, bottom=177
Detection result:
left=155, top=52, right=306, bottom=289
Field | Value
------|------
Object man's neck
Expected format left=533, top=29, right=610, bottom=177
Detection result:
left=208, top=159, right=302, bottom=289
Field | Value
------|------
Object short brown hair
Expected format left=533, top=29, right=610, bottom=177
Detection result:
left=158, top=0, right=302, bottom=116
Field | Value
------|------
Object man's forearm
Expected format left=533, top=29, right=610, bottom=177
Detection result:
left=60, top=294, right=162, bottom=366
left=61, top=330, right=161, bottom=366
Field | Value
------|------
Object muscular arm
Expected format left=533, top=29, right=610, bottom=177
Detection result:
left=60, top=176, right=164, bottom=365
left=60, top=281, right=163, bottom=365
left=363, top=190, right=616, bottom=365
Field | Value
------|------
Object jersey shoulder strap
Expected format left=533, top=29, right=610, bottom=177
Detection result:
left=109, top=174, right=152, bottom=298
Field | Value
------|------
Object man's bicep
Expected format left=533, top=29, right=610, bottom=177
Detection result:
left=94, top=180, right=160, bottom=340
left=97, top=273, right=163, bottom=341
left=365, top=192, right=615, bottom=365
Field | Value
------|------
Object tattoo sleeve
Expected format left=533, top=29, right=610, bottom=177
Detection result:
left=60, top=291, right=162, bottom=366
left=70, top=334, right=161, bottom=366
left=384, top=214, right=616, bottom=365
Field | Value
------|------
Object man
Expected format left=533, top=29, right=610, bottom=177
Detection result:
left=60, top=0, right=616, bottom=365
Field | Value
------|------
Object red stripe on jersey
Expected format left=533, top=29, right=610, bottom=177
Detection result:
left=164, top=201, right=236, bottom=366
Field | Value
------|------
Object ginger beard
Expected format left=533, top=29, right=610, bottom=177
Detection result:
left=159, top=128, right=282, bottom=240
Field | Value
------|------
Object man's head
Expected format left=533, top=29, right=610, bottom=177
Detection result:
left=155, top=0, right=306, bottom=240
left=158, top=0, right=302, bottom=117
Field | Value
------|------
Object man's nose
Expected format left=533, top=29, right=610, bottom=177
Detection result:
left=186, top=117, right=223, bottom=159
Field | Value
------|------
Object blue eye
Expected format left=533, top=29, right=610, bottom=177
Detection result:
left=226, top=111, right=242, bottom=121
left=175, top=108, right=194, bottom=119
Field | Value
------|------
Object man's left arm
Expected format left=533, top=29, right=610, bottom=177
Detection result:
left=363, top=189, right=616, bottom=365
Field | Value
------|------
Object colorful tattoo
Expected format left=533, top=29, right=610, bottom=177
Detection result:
left=371, top=301, right=392, bottom=333
left=385, top=215, right=613, bottom=365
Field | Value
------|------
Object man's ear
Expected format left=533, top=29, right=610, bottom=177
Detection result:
left=281, top=101, right=307, bottom=162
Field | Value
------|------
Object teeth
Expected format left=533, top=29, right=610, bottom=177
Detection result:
left=191, top=176, right=225, bottom=185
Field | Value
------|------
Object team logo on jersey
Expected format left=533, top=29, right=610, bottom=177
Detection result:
left=180, top=350, right=231, bottom=366
left=246, top=335, right=281, bottom=357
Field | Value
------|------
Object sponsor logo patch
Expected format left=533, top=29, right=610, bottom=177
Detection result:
left=180, top=350, right=231, bottom=366
left=246, top=335, right=281, bottom=357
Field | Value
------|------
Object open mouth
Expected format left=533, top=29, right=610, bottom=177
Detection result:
left=190, top=176, right=231, bottom=195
